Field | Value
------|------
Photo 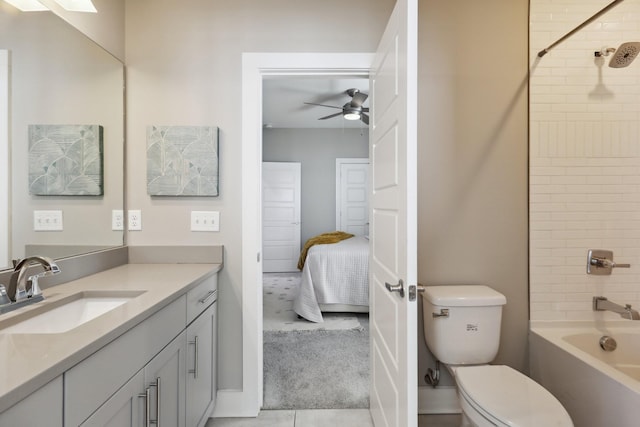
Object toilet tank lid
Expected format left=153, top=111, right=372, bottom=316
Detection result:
left=422, top=285, right=506, bottom=306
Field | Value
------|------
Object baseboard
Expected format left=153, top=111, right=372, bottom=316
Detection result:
left=211, top=390, right=260, bottom=418
left=418, top=386, right=461, bottom=415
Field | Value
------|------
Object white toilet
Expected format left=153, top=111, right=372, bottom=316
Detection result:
left=421, top=285, right=573, bottom=427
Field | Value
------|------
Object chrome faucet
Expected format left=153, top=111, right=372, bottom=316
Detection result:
left=593, top=296, right=640, bottom=320
left=7, top=256, right=61, bottom=302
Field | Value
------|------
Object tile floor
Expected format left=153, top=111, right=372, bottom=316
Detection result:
left=206, top=410, right=461, bottom=426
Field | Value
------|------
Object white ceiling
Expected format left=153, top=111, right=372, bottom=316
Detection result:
left=262, top=76, right=370, bottom=129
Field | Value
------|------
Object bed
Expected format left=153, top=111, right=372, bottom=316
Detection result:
left=293, top=235, right=369, bottom=322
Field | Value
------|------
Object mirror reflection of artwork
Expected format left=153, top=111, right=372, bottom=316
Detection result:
left=146, top=125, right=219, bottom=196
left=28, top=124, right=104, bottom=196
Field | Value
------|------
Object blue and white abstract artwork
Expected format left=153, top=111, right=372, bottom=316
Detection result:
left=28, top=124, right=104, bottom=196
left=146, top=125, right=219, bottom=196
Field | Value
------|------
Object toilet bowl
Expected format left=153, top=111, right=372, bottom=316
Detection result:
left=453, top=365, right=572, bottom=426
left=421, top=285, right=573, bottom=427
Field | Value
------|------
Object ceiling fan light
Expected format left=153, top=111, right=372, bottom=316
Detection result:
left=343, top=112, right=361, bottom=121
left=2, top=0, right=48, bottom=11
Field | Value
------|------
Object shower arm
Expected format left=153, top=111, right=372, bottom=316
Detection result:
left=537, top=0, right=625, bottom=58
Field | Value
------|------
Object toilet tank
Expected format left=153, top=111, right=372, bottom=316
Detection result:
left=422, top=285, right=507, bottom=365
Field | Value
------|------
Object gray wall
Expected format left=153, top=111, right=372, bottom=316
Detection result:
left=125, top=0, right=395, bottom=390
left=417, top=0, right=530, bottom=386
left=125, top=0, right=529, bottom=395
left=263, top=128, right=368, bottom=247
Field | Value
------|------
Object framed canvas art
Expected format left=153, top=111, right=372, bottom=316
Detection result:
left=28, top=124, right=104, bottom=196
left=147, top=125, right=219, bottom=196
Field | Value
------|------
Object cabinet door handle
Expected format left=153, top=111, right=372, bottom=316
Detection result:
left=198, top=290, right=217, bottom=305
left=138, top=387, right=151, bottom=427
left=149, top=377, right=161, bottom=426
left=188, top=336, right=199, bottom=378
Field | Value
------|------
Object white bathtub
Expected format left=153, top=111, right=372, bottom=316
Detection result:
left=529, top=321, right=640, bottom=427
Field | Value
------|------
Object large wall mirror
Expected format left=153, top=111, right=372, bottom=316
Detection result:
left=0, top=4, right=124, bottom=271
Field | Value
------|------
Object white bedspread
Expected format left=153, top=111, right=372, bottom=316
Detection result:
left=293, top=236, right=369, bottom=322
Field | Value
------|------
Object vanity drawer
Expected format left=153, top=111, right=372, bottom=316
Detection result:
left=187, top=275, right=217, bottom=325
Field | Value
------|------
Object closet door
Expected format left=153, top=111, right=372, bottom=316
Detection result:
left=336, top=158, right=369, bottom=236
left=262, top=162, right=301, bottom=272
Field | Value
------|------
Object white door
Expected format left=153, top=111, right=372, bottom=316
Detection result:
left=262, top=162, right=301, bottom=272
left=369, top=0, right=418, bottom=425
left=336, top=159, right=369, bottom=236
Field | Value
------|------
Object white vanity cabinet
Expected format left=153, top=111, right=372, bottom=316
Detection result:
left=65, top=295, right=186, bottom=426
left=64, top=273, right=218, bottom=427
left=0, top=376, right=63, bottom=426
left=80, top=332, right=187, bottom=427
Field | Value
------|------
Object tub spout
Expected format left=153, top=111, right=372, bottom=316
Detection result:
left=593, top=296, right=640, bottom=320
left=622, top=305, right=640, bottom=320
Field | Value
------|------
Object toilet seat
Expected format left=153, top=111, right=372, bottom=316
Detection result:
left=455, top=365, right=573, bottom=427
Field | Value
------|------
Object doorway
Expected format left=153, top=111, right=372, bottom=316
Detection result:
left=260, top=76, right=370, bottom=409
left=237, top=51, right=374, bottom=415
left=237, top=2, right=418, bottom=418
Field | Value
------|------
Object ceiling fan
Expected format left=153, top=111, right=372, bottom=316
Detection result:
left=304, top=88, right=369, bottom=125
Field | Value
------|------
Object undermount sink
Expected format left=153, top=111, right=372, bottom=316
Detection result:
left=0, top=290, right=146, bottom=334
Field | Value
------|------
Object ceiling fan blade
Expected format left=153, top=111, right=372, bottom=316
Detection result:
left=318, top=112, right=343, bottom=120
left=362, top=107, right=369, bottom=113
left=350, top=91, right=368, bottom=107
left=303, top=102, right=342, bottom=110
left=306, top=91, right=349, bottom=105
left=361, top=113, right=369, bottom=125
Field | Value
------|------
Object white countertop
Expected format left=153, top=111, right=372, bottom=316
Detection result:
left=0, top=263, right=220, bottom=413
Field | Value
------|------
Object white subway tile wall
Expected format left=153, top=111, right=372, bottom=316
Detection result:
left=530, top=0, right=640, bottom=320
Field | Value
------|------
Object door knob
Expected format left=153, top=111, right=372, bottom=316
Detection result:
left=385, top=279, right=405, bottom=298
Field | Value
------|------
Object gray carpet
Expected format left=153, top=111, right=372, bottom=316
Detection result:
left=263, top=325, right=370, bottom=410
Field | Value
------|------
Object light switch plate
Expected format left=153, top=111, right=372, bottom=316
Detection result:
left=128, top=210, right=142, bottom=231
left=34, top=210, right=63, bottom=231
left=191, top=211, right=220, bottom=232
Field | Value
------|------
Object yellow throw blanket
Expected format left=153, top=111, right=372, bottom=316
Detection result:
left=297, top=231, right=354, bottom=270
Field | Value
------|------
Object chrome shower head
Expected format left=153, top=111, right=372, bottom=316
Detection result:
left=609, top=42, right=640, bottom=68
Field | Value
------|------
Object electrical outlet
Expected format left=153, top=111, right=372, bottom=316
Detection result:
left=112, top=210, right=124, bottom=231
left=128, top=209, right=142, bottom=231
left=191, top=211, right=220, bottom=232
left=33, top=210, right=63, bottom=231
